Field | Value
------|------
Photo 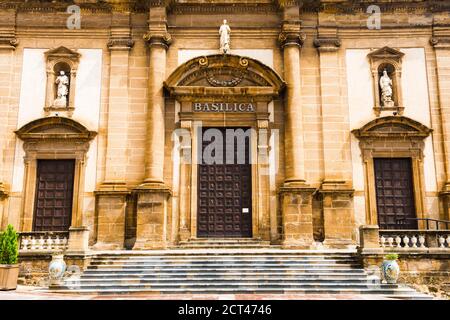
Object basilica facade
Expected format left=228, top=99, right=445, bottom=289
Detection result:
left=0, top=0, right=449, bottom=253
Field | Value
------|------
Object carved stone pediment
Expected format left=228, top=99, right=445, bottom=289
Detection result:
left=352, top=116, right=432, bottom=139
left=15, top=117, right=97, bottom=142
left=44, top=46, right=81, bottom=63
left=367, top=46, right=405, bottom=62
left=164, top=54, right=285, bottom=98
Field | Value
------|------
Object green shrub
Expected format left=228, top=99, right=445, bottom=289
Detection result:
left=0, top=224, right=19, bottom=265
left=384, top=253, right=399, bottom=261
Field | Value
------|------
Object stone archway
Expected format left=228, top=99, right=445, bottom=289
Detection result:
left=163, top=54, right=285, bottom=243
left=352, top=116, right=432, bottom=228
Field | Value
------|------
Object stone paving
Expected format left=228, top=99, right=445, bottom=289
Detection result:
left=0, top=286, right=403, bottom=300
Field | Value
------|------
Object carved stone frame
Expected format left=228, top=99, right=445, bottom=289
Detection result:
left=352, top=116, right=432, bottom=229
left=164, top=54, right=285, bottom=242
left=367, top=47, right=405, bottom=117
left=15, top=117, right=97, bottom=232
left=44, top=46, right=81, bottom=116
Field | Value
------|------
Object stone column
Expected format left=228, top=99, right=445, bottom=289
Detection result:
left=315, top=36, right=355, bottom=248
left=256, top=118, right=271, bottom=241
left=133, top=8, right=172, bottom=249
left=0, top=10, right=18, bottom=228
left=178, top=120, right=192, bottom=242
left=94, top=19, right=134, bottom=250
left=278, top=14, right=315, bottom=248
left=433, top=36, right=450, bottom=221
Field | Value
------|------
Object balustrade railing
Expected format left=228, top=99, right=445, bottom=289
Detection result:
left=19, top=232, right=69, bottom=253
left=379, top=230, right=450, bottom=250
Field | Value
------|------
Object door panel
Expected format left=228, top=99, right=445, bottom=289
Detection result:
left=33, top=160, right=75, bottom=232
left=197, top=127, right=252, bottom=238
left=374, top=158, right=417, bottom=229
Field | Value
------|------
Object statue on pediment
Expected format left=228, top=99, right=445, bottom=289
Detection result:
left=219, top=20, right=231, bottom=54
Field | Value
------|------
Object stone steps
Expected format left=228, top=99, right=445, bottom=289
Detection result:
left=49, top=250, right=432, bottom=299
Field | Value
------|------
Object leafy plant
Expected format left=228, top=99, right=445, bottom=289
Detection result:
left=0, top=224, right=19, bottom=265
left=384, top=253, right=399, bottom=261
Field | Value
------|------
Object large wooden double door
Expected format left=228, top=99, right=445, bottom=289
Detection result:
left=374, top=158, right=417, bottom=230
left=33, top=160, right=75, bottom=232
left=197, top=127, right=252, bottom=238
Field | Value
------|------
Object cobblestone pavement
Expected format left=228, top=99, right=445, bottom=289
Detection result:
left=0, top=286, right=399, bottom=300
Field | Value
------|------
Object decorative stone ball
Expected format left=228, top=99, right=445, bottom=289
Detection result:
left=48, top=254, right=67, bottom=281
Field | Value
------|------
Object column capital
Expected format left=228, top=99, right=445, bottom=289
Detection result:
left=278, top=31, right=306, bottom=49
left=0, top=37, right=18, bottom=50
left=430, top=36, right=450, bottom=49
left=314, top=37, right=341, bottom=53
left=144, top=32, right=172, bottom=49
left=107, top=38, right=135, bottom=51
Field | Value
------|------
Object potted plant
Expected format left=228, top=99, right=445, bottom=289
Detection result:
left=0, top=224, right=19, bottom=290
left=381, top=253, right=400, bottom=284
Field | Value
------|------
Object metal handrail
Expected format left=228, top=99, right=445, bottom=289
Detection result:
left=396, top=217, right=450, bottom=230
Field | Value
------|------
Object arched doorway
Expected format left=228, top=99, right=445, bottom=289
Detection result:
left=165, top=54, right=285, bottom=240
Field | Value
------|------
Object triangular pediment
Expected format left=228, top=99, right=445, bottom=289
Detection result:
left=367, top=46, right=404, bottom=60
left=45, top=46, right=81, bottom=61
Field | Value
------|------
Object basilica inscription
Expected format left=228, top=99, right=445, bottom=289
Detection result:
left=193, top=102, right=255, bottom=113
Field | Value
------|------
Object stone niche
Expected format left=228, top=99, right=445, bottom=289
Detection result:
left=44, top=46, right=81, bottom=117
left=367, top=46, right=405, bottom=117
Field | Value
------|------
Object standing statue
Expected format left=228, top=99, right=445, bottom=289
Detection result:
left=379, top=69, right=394, bottom=107
left=54, top=71, right=69, bottom=107
left=219, top=20, right=231, bottom=54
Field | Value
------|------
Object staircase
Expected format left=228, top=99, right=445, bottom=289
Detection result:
left=51, top=248, right=432, bottom=299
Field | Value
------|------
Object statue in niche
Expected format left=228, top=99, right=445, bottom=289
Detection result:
left=54, top=71, right=69, bottom=107
left=379, top=69, right=394, bottom=107
left=219, top=20, right=231, bottom=54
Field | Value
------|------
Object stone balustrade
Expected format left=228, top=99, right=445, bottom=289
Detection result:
left=19, top=232, right=69, bottom=252
left=379, top=230, right=450, bottom=250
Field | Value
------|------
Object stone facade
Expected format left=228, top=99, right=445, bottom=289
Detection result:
left=0, top=0, right=449, bottom=255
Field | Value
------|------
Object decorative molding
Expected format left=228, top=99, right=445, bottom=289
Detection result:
left=313, top=37, right=341, bottom=52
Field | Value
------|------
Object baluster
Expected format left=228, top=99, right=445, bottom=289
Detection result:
left=21, top=236, right=29, bottom=251
left=402, top=235, right=410, bottom=248
left=30, top=237, right=37, bottom=251
left=395, top=236, right=402, bottom=248
left=446, top=235, right=450, bottom=248
left=46, top=236, right=53, bottom=251
left=438, top=236, right=446, bottom=248
left=411, top=235, right=418, bottom=248
left=61, top=236, right=68, bottom=250
left=54, top=236, right=61, bottom=250
left=38, top=236, right=45, bottom=250
left=418, top=235, right=426, bottom=248
left=387, top=237, right=394, bottom=247
left=380, top=236, right=386, bottom=247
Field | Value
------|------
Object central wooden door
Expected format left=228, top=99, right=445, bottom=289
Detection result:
left=197, top=127, right=252, bottom=238
left=33, top=160, right=75, bottom=232
left=374, top=158, right=417, bottom=230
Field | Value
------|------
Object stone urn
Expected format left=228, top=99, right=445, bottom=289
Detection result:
left=48, top=254, right=67, bottom=287
left=381, top=254, right=400, bottom=284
